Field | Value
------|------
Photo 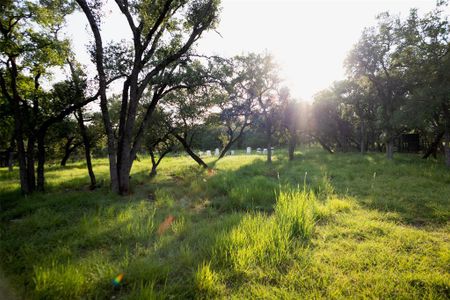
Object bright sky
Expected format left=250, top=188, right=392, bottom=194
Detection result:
left=64, top=0, right=439, bottom=101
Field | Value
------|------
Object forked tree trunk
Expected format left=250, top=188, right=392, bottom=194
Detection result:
left=60, top=138, right=81, bottom=167
left=218, top=123, right=249, bottom=160
left=149, top=147, right=171, bottom=177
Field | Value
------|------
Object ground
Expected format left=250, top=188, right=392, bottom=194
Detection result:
left=0, top=149, right=449, bottom=299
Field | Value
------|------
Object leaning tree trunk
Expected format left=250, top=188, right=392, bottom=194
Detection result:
left=218, top=140, right=233, bottom=159
left=313, top=135, right=333, bottom=154
left=60, top=137, right=79, bottom=166
left=422, top=131, right=444, bottom=159
left=77, top=109, right=96, bottom=189
left=173, top=133, right=208, bottom=169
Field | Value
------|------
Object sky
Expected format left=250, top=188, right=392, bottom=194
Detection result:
left=64, top=0, right=440, bottom=101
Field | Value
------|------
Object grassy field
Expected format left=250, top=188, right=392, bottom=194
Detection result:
left=0, top=149, right=449, bottom=299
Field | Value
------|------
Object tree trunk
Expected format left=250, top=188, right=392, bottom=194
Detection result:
left=7, top=139, right=14, bottom=172
left=442, top=103, right=450, bottom=168
left=60, top=137, right=80, bottom=167
left=2, top=57, right=31, bottom=194
left=26, top=137, right=36, bottom=192
left=422, top=131, right=444, bottom=159
left=445, top=129, right=450, bottom=168
left=360, top=121, right=366, bottom=154
left=219, top=141, right=233, bottom=159
left=16, top=134, right=29, bottom=194
left=36, top=134, right=45, bottom=192
left=118, top=155, right=131, bottom=195
left=386, top=138, right=394, bottom=160
left=219, top=123, right=249, bottom=160
left=76, top=0, right=119, bottom=193
left=77, top=109, right=96, bottom=189
left=288, top=131, right=297, bottom=161
left=149, top=148, right=157, bottom=177
left=266, top=121, right=272, bottom=163
left=314, top=135, right=333, bottom=154
left=173, top=133, right=208, bottom=169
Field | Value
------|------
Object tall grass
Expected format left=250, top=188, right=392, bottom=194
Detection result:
left=215, top=187, right=317, bottom=273
left=275, top=187, right=316, bottom=241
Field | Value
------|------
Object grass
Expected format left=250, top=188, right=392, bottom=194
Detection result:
left=0, top=148, right=449, bottom=299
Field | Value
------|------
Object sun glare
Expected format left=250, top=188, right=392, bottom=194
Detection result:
left=65, top=0, right=438, bottom=101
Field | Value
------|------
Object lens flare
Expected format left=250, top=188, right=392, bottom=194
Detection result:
left=112, top=273, right=124, bottom=286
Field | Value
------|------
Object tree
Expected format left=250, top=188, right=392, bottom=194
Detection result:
left=76, top=0, right=220, bottom=194
left=0, top=0, right=80, bottom=193
left=346, top=13, right=407, bottom=159
left=244, top=53, right=280, bottom=163
left=282, top=95, right=303, bottom=161
left=208, top=56, right=257, bottom=159
left=397, top=3, right=450, bottom=166
left=143, top=108, right=175, bottom=177
left=165, top=87, right=214, bottom=169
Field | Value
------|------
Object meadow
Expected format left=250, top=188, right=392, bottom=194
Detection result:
left=0, top=149, right=449, bottom=299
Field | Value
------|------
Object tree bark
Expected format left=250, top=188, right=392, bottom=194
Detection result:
left=26, top=136, right=36, bottom=192
left=36, top=133, right=45, bottom=191
left=266, top=119, right=272, bottom=163
left=219, top=123, right=249, bottom=159
left=149, top=147, right=171, bottom=177
left=60, top=136, right=76, bottom=167
left=313, top=135, right=333, bottom=154
left=445, top=129, right=450, bottom=168
left=76, top=109, right=97, bottom=189
left=7, top=138, right=14, bottom=172
left=173, top=133, right=208, bottom=169
left=360, top=120, right=366, bottom=154
left=422, top=131, right=444, bottom=159
left=76, top=0, right=119, bottom=193
left=442, top=103, right=450, bottom=168
left=149, top=148, right=158, bottom=177
left=386, top=138, right=394, bottom=160
left=288, top=131, right=297, bottom=161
